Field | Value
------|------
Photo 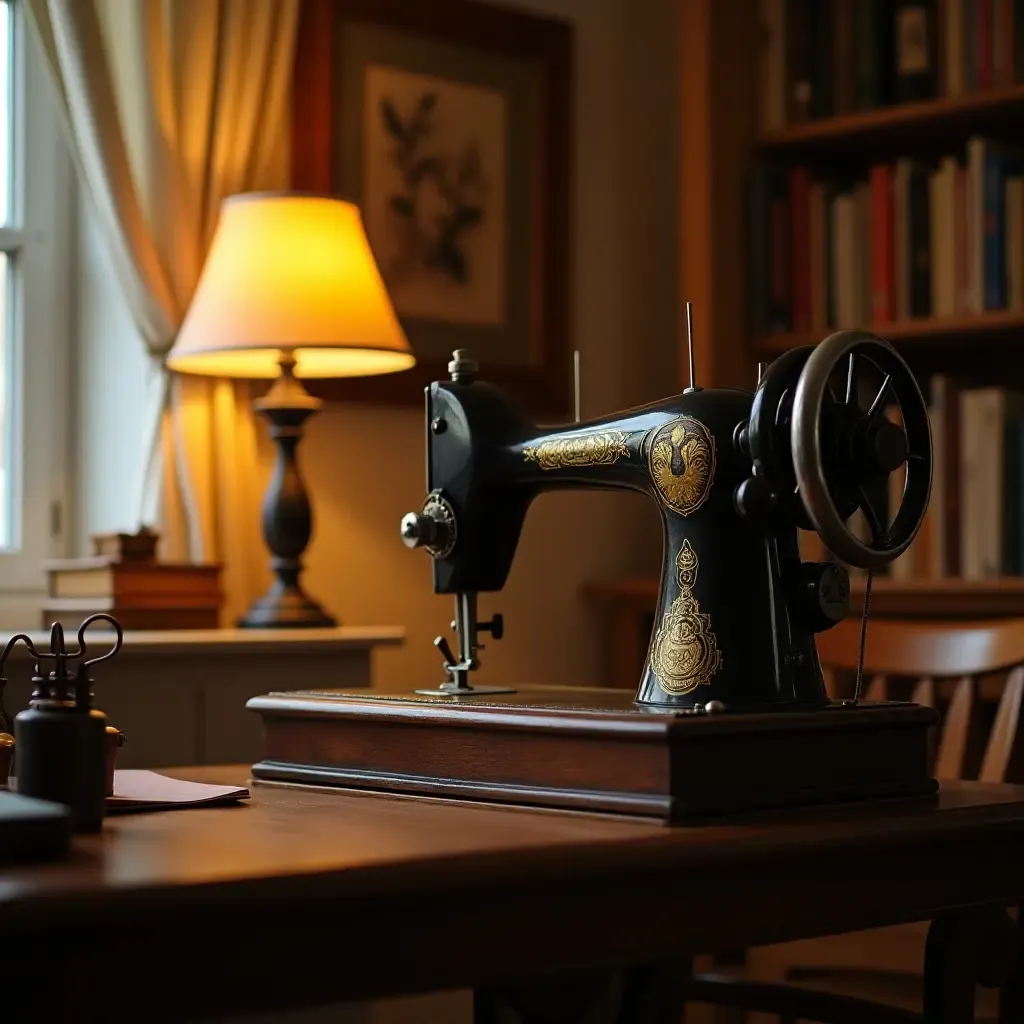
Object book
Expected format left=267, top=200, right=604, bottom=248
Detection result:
left=894, top=1, right=939, bottom=102
left=44, top=557, right=221, bottom=600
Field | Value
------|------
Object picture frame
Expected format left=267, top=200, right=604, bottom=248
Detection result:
left=292, top=0, right=574, bottom=414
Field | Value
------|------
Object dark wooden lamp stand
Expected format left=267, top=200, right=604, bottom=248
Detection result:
left=238, top=352, right=336, bottom=629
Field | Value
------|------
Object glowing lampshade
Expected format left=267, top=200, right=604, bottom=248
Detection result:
left=167, top=192, right=415, bottom=379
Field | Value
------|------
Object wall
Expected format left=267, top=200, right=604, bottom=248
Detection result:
left=297, top=0, right=680, bottom=692
left=71, top=0, right=681, bottom=696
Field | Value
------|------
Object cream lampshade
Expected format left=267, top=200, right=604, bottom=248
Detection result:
left=167, top=192, right=415, bottom=628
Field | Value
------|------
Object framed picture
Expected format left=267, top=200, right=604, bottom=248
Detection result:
left=292, top=0, right=573, bottom=413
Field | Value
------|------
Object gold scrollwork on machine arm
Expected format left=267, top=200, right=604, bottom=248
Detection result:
left=649, top=539, right=722, bottom=695
left=523, top=430, right=630, bottom=470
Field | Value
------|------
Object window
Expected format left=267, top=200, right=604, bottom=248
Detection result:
left=0, top=0, right=72, bottom=597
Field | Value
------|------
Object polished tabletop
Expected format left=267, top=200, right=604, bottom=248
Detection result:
left=4, top=767, right=1024, bottom=1019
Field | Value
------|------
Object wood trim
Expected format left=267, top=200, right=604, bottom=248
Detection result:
left=291, top=0, right=574, bottom=415
left=757, top=311, right=1024, bottom=356
left=758, top=84, right=1024, bottom=155
left=679, top=0, right=760, bottom=390
left=291, top=0, right=334, bottom=192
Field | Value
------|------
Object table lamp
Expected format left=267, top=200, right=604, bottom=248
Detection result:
left=166, top=192, right=415, bottom=628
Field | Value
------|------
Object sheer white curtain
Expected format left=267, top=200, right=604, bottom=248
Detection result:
left=27, top=0, right=300, bottom=623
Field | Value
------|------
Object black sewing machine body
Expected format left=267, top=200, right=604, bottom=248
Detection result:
left=248, top=330, right=938, bottom=820
left=424, top=378, right=828, bottom=709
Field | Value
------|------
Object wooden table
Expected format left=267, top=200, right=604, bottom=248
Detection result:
left=3, top=768, right=1024, bottom=1022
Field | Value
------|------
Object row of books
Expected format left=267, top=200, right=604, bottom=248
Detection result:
left=801, top=379, right=1024, bottom=578
left=761, top=0, right=1024, bottom=131
left=749, top=138, right=1024, bottom=335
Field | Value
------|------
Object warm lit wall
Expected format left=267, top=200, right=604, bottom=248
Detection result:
left=72, top=0, right=680, bottom=696
left=296, top=0, right=680, bottom=693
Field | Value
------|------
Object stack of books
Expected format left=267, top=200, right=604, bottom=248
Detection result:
left=42, top=557, right=223, bottom=630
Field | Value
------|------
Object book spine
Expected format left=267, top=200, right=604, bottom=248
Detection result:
left=894, top=1, right=939, bottom=100
left=960, top=389, right=982, bottom=578
left=858, top=182, right=873, bottom=323
left=994, top=0, right=1006, bottom=85
left=965, top=0, right=979, bottom=91
left=871, top=163, right=896, bottom=322
left=955, top=163, right=969, bottom=310
left=761, top=0, right=785, bottom=131
left=834, top=0, right=855, bottom=114
left=947, top=0, right=965, bottom=94
left=1003, top=410, right=1021, bottom=574
left=810, top=182, right=828, bottom=330
left=825, top=185, right=837, bottom=326
left=810, top=0, right=836, bottom=117
left=749, top=166, right=770, bottom=334
left=790, top=167, right=811, bottom=331
left=894, top=159, right=911, bottom=319
left=979, top=0, right=993, bottom=88
left=984, top=145, right=1007, bottom=309
left=908, top=162, right=932, bottom=316
left=786, top=0, right=813, bottom=122
left=1008, top=177, right=1024, bottom=310
left=770, top=170, right=792, bottom=330
left=1007, top=0, right=1017, bottom=85
left=968, top=137, right=986, bottom=312
left=929, top=168, right=944, bottom=317
left=855, top=0, right=882, bottom=107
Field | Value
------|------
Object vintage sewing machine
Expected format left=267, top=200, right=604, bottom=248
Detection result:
left=248, top=323, right=938, bottom=820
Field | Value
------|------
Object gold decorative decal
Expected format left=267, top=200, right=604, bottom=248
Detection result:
left=649, top=539, right=722, bottom=695
left=647, top=416, right=716, bottom=515
left=523, top=430, right=629, bottom=470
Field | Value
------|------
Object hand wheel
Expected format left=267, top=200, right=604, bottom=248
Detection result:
left=790, top=329, right=932, bottom=570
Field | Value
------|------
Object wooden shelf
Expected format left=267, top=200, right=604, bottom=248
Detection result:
left=757, top=85, right=1024, bottom=156
left=755, top=311, right=1024, bottom=357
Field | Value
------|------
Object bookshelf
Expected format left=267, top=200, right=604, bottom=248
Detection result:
left=757, top=309, right=1024, bottom=355
left=758, top=83, right=1024, bottom=154
left=583, top=0, right=1024, bottom=685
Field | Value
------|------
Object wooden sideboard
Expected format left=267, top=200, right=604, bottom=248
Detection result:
left=582, top=577, right=1024, bottom=689
left=0, top=626, right=404, bottom=768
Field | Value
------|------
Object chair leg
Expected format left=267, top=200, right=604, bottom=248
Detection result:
left=999, top=903, right=1024, bottom=1024
left=923, top=906, right=1017, bottom=1023
left=473, top=959, right=689, bottom=1024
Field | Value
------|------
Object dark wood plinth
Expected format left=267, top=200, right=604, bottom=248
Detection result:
left=247, top=686, right=938, bottom=821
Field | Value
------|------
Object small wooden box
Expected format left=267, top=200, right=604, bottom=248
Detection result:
left=248, top=687, right=938, bottom=821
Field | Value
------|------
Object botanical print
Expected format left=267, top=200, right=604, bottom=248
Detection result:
left=362, top=65, right=507, bottom=327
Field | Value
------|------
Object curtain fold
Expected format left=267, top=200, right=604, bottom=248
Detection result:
left=26, top=0, right=300, bottom=624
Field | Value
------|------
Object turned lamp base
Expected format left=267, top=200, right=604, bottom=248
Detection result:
left=239, top=353, right=337, bottom=630
left=237, top=581, right=337, bottom=629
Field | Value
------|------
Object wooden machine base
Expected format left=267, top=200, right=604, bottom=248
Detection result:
left=247, top=687, right=938, bottom=821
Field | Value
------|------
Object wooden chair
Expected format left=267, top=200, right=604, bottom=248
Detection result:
left=683, top=617, right=1024, bottom=1023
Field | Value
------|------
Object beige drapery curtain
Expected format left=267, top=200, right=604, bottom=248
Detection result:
left=26, top=0, right=300, bottom=624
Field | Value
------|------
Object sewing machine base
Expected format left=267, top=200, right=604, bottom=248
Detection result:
left=247, top=687, right=938, bottom=821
